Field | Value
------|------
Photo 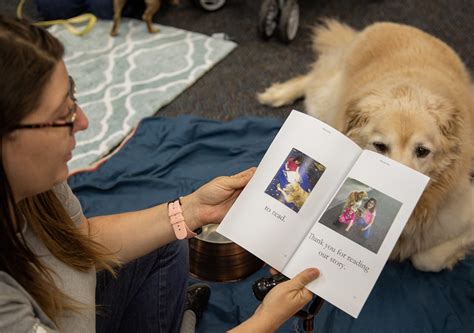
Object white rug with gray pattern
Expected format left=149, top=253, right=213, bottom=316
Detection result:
left=50, top=18, right=236, bottom=171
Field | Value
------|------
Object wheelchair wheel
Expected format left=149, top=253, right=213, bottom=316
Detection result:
left=258, top=0, right=280, bottom=39
left=193, top=0, right=226, bottom=11
left=277, top=0, right=299, bottom=43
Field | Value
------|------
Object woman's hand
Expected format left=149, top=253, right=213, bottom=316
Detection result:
left=181, top=167, right=256, bottom=230
left=255, top=268, right=319, bottom=331
left=229, top=268, right=320, bottom=332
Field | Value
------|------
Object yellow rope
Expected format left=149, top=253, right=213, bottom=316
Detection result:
left=16, top=0, right=25, bottom=18
left=17, top=0, right=97, bottom=36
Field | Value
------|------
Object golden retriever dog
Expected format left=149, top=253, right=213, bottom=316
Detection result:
left=258, top=20, right=474, bottom=272
left=110, top=0, right=179, bottom=37
left=277, top=182, right=309, bottom=210
left=344, top=191, right=368, bottom=211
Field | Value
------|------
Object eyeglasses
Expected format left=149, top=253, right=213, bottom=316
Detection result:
left=13, top=76, right=78, bottom=135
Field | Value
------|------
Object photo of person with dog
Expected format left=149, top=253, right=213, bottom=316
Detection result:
left=264, top=148, right=326, bottom=213
left=319, top=178, right=401, bottom=253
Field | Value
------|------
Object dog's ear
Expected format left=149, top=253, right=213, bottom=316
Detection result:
left=343, top=99, right=370, bottom=135
left=440, top=110, right=461, bottom=139
left=427, top=100, right=462, bottom=139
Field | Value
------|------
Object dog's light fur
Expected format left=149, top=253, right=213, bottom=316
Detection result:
left=258, top=20, right=474, bottom=272
left=343, top=191, right=368, bottom=211
left=277, top=182, right=309, bottom=210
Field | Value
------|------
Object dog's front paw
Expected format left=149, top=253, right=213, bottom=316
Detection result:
left=148, top=27, right=160, bottom=34
left=257, top=83, right=295, bottom=107
left=110, top=24, right=119, bottom=37
left=411, top=249, right=464, bottom=272
left=411, top=252, right=444, bottom=272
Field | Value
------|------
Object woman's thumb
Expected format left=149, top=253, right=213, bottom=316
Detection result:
left=292, top=268, right=320, bottom=288
left=230, top=167, right=256, bottom=178
left=227, top=167, right=256, bottom=187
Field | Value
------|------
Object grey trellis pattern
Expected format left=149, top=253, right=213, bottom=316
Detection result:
left=49, top=18, right=236, bottom=171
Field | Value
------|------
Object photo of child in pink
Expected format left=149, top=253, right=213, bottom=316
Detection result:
left=338, top=206, right=357, bottom=226
left=338, top=191, right=367, bottom=231
left=356, top=198, right=377, bottom=239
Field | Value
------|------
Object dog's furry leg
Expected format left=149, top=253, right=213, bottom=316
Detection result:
left=257, top=19, right=357, bottom=122
left=110, top=0, right=127, bottom=37
left=257, top=74, right=311, bottom=107
left=411, top=229, right=474, bottom=271
left=470, top=84, right=474, bottom=178
left=143, top=0, right=161, bottom=33
left=411, top=182, right=474, bottom=271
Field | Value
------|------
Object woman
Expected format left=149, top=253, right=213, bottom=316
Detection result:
left=0, top=15, right=319, bottom=333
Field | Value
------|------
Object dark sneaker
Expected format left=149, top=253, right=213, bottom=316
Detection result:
left=185, top=283, right=211, bottom=321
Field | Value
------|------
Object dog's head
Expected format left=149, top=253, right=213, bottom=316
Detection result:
left=342, top=83, right=469, bottom=183
left=346, top=191, right=367, bottom=207
left=357, top=191, right=368, bottom=201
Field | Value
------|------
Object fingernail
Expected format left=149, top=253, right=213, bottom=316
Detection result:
left=308, top=268, right=320, bottom=279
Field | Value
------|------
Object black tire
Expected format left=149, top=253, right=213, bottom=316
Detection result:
left=277, top=0, right=300, bottom=43
left=193, top=0, right=226, bottom=12
left=257, top=0, right=280, bottom=39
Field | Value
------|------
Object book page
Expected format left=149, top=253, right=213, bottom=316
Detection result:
left=283, top=150, right=429, bottom=317
left=217, top=110, right=361, bottom=271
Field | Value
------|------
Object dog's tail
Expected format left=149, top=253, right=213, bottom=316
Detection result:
left=312, top=19, right=357, bottom=55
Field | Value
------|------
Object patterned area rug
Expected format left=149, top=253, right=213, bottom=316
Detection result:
left=49, top=18, right=236, bottom=171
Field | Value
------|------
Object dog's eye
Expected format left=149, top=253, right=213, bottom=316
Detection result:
left=373, top=142, right=388, bottom=154
left=415, top=146, right=431, bottom=158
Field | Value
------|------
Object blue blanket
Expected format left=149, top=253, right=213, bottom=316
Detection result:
left=36, top=0, right=120, bottom=20
left=69, top=116, right=474, bottom=332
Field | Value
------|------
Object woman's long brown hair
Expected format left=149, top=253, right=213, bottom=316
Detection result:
left=0, top=15, right=116, bottom=324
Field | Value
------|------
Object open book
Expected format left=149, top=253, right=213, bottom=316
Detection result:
left=217, top=110, right=430, bottom=318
